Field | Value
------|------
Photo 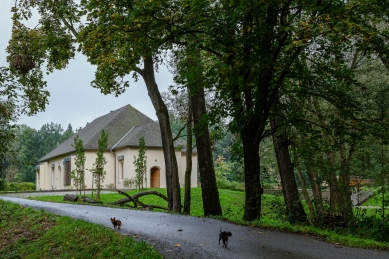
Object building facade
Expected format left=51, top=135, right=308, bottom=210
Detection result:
left=36, top=104, right=197, bottom=190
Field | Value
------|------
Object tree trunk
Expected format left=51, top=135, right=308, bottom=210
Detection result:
left=270, top=118, right=308, bottom=224
left=188, top=45, right=222, bottom=217
left=97, top=173, right=101, bottom=200
left=241, top=127, right=262, bottom=221
left=339, top=143, right=354, bottom=225
left=304, top=160, right=324, bottom=213
left=140, top=57, right=181, bottom=213
left=184, top=90, right=193, bottom=215
left=190, top=86, right=222, bottom=217
left=325, top=151, right=341, bottom=211
left=296, top=168, right=315, bottom=222
left=64, top=194, right=78, bottom=202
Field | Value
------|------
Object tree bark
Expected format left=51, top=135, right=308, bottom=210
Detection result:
left=64, top=194, right=78, bottom=202
left=109, top=189, right=168, bottom=210
left=81, top=196, right=103, bottom=204
left=187, top=44, right=221, bottom=217
left=190, top=86, right=222, bottom=216
left=296, top=168, right=315, bottom=219
left=325, top=151, right=342, bottom=211
left=140, top=57, right=181, bottom=213
left=271, top=118, right=308, bottom=224
left=241, top=126, right=262, bottom=221
left=339, top=143, right=354, bottom=225
left=304, top=160, right=324, bottom=213
left=184, top=89, right=193, bottom=215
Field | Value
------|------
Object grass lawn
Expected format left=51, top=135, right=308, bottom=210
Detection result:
left=0, top=199, right=162, bottom=259
left=24, top=188, right=389, bottom=250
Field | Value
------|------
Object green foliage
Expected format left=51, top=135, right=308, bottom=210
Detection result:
left=214, top=156, right=244, bottom=191
left=70, top=135, right=86, bottom=196
left=90, top=130, right=108, bottom=200
left=0, top=64, right=47, bottom=165
left=8, top=0, right=389, bottom=222
left=123, top=178, right=136, bottom=189
left=5, top=123, right=75, bottom=183
left=0, top=199, right=161, bottom=258
left=349, top=208, right=389, bottom=243
left=0, top=178, right=8, bottom=191
left=133, top=137, right=147, bottom=190
left=7, top=182, right=35, bottom=192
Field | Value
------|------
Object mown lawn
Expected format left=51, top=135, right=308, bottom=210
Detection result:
left=0, top=199, right=162, bottom=259
left=28, top=187, right=389, bottom=250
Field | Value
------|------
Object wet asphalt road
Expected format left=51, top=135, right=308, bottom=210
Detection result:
left=1, top=194, right=389, bottom=259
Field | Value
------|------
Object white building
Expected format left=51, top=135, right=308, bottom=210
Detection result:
left=36, top=104, right=197, bottom=190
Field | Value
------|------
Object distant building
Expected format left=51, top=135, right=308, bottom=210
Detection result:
left=36, top=104, right=197, bottom=191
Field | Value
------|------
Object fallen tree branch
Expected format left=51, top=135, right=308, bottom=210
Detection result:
left=110, top=189, right=168, bottom=210
left=131, top=190, right=168, bottom=201
left=81, top=196, right=103, bottom=204
left=64, top=194, right=78, bottom=202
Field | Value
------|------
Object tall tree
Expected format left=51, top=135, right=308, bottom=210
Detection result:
left=70, top=135, right=86, bottom=196
left=91, top=129, right=108, bottom=200
left=169, top=43, right=222, bottom=216
left=7, top=0, right=389, bottom=222
left=133, top=136, right=147, bottom=190
left=7, top=0, right=182, bottom=213
left=270, top=117, right=308, bottom=224
left=0, top=65, right=48, bottom=171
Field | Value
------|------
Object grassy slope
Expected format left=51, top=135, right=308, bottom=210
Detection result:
left=26, top=188, right=389, bottom=250
left=0, top=200, right=162, bottom=259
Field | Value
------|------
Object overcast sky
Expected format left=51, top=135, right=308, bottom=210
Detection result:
left=0, top=1, right=172, bottom=131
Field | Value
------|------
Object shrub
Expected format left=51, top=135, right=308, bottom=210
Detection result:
left=216, top=178, right=244, bottom=192
left=0, top=178, right=8, bottom=191
left=123, top=178, right=136, bottom=189
left=8, top=182, right=36, bottom=192
left=214, top=156, right=245, bottom=191
left=105, top=183, right=115, bottom=190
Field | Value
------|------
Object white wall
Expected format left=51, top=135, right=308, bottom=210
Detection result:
left=37, top=147, right=198, bottom=191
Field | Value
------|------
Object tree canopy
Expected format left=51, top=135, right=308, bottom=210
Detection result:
left=4, top=0, right=389, bottom=222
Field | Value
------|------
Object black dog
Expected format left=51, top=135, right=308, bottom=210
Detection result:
left=219, top=228, right=232, bottom=248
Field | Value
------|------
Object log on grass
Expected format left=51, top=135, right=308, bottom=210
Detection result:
left=64, top=194, right=79, bottom=202
left=111, top=189, right=168, bottom=210
left=109, top=197, right=136, bottom=207
left=113, top=188, right=139, bottom=207
left=131, top=190, right=168, bottom=201
left=81, top=196, right=103, bottom=204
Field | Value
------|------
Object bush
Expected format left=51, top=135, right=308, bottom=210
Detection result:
left=214, top=156, right=245, bottom=191
left=123, top=178, right=136, bottom=189
left=0, top=178, right=8, bottom=191
left=349, top=211, right=389, bottom=242
left=8, top=182, right=36, bottom=192
left=216, top=178, right=245, bottom=192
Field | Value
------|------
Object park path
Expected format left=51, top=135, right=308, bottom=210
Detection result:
left=1, top=193, right=389, bottom=259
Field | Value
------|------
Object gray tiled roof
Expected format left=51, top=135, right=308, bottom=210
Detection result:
left=39, top=104, right=175, bottom=162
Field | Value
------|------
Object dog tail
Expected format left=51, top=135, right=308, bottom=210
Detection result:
left=220, top=227, right=222, bottom=233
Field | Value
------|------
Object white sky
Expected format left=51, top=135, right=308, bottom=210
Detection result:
left=0, top=1, right=172, bottom=130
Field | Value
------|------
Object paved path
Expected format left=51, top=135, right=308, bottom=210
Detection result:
left=1, top=195, right=389, bottom=259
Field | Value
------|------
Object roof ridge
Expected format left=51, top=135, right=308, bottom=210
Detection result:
left=83, top=106, right=126, bottom=146
left=111, top=126, right=134, bottom=151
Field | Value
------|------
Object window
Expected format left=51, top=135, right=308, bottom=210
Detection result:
left=118, top=155, right=124, bottom=181
left=51, top=164, right=55, bottom=186
left=119, top=160, right=124, bottom=180
left=36, top=166, right=40, bottom=186
left=63, top=157, right=71, bottom=186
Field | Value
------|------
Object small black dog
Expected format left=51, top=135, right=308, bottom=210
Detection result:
left=219, top=228, right=232, bottom=248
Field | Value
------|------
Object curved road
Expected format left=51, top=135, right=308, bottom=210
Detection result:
left=1, top=195, right=388, bottom=259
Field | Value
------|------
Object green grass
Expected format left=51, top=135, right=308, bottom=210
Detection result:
left=0, top=199, right=162, bottom=259
left=29, top=188, right=389, bottom=250
left=361, top=191, right=389, bottom=207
